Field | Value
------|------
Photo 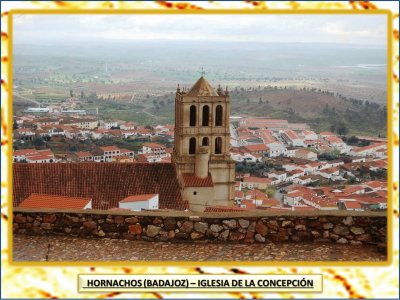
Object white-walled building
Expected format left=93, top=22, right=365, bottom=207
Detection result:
left=141, top=142, right=167, bottom=158
left=119, top=194, right=159, bottom=211
left=100, top=120, right=119, bottom=129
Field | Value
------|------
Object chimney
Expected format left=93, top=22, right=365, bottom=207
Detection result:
left=195, top=146, right=209, bottom=178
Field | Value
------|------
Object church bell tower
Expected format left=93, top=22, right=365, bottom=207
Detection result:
left=173, top=75, right=235, bottom=211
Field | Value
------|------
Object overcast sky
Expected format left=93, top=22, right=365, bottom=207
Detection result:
left=13, top=14, right=387, bottom=46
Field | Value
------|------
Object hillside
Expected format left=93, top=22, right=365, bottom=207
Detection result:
left=14, top=86, right=386, bottom=137
left=146, top=87, right=387, bottom=136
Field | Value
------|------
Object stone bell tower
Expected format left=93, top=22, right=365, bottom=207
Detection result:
left=172, top=75, right=235, bottom=211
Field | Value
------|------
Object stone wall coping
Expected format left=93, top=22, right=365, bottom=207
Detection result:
left=13, top=207, right=387, bottom=218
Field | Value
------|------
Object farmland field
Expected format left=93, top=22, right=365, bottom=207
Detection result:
left=13, top=41, right=387, bottom=136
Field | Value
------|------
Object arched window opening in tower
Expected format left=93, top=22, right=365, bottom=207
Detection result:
left=189, top=137, right=196, bottom=154
left=215, top=105, right=223, bottom=126
left=215, top=137, right=222, bottom=154
left=202, top=137, right=209, bottom=146
left=202, top=105, right=210, bottom=126
left=189, top=105, right=196, bottom=127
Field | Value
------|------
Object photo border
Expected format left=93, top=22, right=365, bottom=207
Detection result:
left=3, top=7, right=396, bottom=269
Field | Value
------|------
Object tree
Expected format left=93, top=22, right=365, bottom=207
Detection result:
left=336, top=123, right=348, bottom=135
left=346, top=136, right=359, bottom=145
left=70, top=89, right=74, bottom=97
left=32, top=136, right=44, bottom=147
left=265, top=186, right=276, bottom=198
left=348, top=177, right=357, bottom=184
left=330, top=124, right=336, bottom=133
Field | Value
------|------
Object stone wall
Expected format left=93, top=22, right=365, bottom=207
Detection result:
left=12, top=209, right=386, bottom=247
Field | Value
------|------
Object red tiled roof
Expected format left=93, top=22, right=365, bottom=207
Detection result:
left=76, top=151, right=93, bottom=158
left=320, top=167, right=339, bottom=174
left=143, top=142, right=165, bottom=149
left=375, top=190, right=387, bottom=198
left=13, top=163, right=187, bottom=210
left=100, top=146, right=120, bottom=151
left=262, top=198, right=280, bottom=207
left=343, top=185, right=365, bottom=194
left=289, top=169, right=304, bottom=175
left=241, top=199, right=257, bottom=210
left=319, top=131, right=335, bottom=136
left=19, top=193, right=92, bottom=209
left=235, top=190, right=244, bottom=198
left=344, top=202, right=362, bottom=209
left=26, top=154, right=54, bottom=161
left=287, top=190, right=303, bottom=198
left=114, top=155, right=134, bottom=161
left=120, top=148, right=134, bottom=154
left=296, top=148, right=316, bottom=155
left=136, top=154, right=150, bottom=163
left=353, top=142, right=386, bottom=153
left=182, top=173, right=213, bottom=187
left=244, top=144, right=268, bottom=152
left=365, top=181, right=386, bottom=189
left=14, top=149, right=38, bottom=156
left=243, top=176, right=272, bottom=184
left=283, top=130, right=299, bottom=140
left=246, top=189, right=269, bottom=201
left=120, top=194, right=157, bottom=203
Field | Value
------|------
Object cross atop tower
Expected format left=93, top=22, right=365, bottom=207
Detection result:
left=200, top=67, right=205, bottom=77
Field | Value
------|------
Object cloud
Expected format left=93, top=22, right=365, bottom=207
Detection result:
left=13, top=14, right=387, bottom=46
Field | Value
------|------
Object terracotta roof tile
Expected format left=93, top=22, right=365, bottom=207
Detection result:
left=243, top=176, right=272, bottom=184
left=244, top=144, right=268, bottom=152
left=344, top=202, right=362, bottom=209
left=100, top=146, right=120, bottom=151
left=75, top=151, right=93, bottom=158
left=19, top=193, right=92, bottom=209
left=143, top=143, right=165, bottom=149
left=182, top=173, right=213, bottom=187
left=13, top=163, right=188, bottom=210
left=120, top=194, right=158, bottom=203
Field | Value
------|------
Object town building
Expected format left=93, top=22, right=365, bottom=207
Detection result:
left=119, top=194, right=159, bottom=211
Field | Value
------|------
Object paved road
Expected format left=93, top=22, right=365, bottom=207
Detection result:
left=13, top=235, right=386, bottom=262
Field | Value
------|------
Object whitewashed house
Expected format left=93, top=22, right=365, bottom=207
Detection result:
left=119, top=194, right=159, bottom=211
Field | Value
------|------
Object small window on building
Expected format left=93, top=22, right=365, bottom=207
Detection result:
left=193, top=191, right=197, bottom=195
left=189, top=137, right=196, bottom=154
left=215, top=137, right=222, bottom=154
left=190, top=105, right=197, bottom=127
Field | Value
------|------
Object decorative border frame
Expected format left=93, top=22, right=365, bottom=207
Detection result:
left=1, top=1, right=399, bottom=299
